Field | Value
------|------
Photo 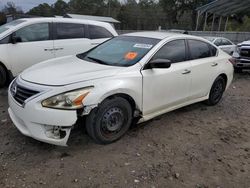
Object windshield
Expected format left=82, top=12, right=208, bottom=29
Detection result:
left=0, top=20, right=26, bottom=35
left=79, top=36, right=160, bottom=67
left=204, top=37, right=216, bottom=42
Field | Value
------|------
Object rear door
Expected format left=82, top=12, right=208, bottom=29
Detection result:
left=53, top=22, right=92, bottom=57
left=7, top=22, right=54, bottom=75
left=88, top=24, right=114, bottom=48
left=187, top=39, right=219, bottom=99
left=142, top=39, right=192, bottom=115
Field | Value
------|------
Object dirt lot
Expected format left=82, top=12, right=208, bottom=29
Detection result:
left=0, top=73, right=250, bottom=188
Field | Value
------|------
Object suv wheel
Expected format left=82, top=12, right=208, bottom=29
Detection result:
left=206, top=76, right=226, bottom=106
left=0, top=65, right=7, bottom=88
left=86, top=97, right=133, bottom=144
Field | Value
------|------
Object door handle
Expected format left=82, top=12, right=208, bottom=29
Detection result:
left=44, top=48, right=54, bottom=51
left=182, top=69, right=191, bottom=75
left=91, top=43, right=100, bottom=45
left=211, top=62, right=218, bottom=67
left=54, top=48, right=64, bottom=51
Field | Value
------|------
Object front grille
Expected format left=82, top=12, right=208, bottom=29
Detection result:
left=11, top=81, right=39, bottom=106
left=240, top=60, right=250, bottom=64
left=240, top=49, right=250, bottom=58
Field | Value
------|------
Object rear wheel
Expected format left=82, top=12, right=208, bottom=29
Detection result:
left=206, top=76, right=226, bottom=106
left=86, top=97, right=133, bottom=144
left=0, top=65, right=7, bottom=88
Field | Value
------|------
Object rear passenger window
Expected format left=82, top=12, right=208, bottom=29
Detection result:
left=209, top=45, right=218, bottom=56
left=152, top=40, right=186, bottom=63
left=56, top=23, right=85, bottom=40
left=188, top=40, right=211, bottom=60
left=89, top=25, right=113, bottom=39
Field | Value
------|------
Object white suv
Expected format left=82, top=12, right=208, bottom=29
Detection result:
left=8, top=32, right=234, bottom=146
left=0, top=18, right=118, bottom=87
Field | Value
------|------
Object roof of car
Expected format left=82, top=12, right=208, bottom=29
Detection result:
left=19, top=17, right=112, bottom=26
left=123, top=31, right=191, bottom=40
left=123, top=31, right=184, bottom=39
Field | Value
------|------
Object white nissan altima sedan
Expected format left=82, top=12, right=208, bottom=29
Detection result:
left=8, top=32, right=234, bottom=146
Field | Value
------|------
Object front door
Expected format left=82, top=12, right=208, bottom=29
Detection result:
left=8, top=22, right=54, bottom=75
left=142, top=39, right=192, bottom=116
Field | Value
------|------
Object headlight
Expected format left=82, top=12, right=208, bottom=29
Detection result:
left=42, top=87, right=93, bottom=110
left=236, top=46, right=240, bottom=53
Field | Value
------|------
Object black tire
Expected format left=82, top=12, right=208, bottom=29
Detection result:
left=234, top=67, right=242, bottom=73
left=86, top=97, right=133, bottom=144
left=0, top=65, right=7, bottom=88
left=206, top=76, right=226, bottom=106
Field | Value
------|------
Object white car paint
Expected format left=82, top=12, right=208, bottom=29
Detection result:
left=8, top=32, right=234, bottom=146
left=203, top=36, right=236, bottom=55
left=0, top=18, right=117, bottom=77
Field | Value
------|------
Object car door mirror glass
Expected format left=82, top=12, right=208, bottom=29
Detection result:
left=146, top=59, right=171, bottom=69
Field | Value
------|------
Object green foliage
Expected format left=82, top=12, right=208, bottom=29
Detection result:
left=2, top=0, right=248, bottom=31
left=0, top=13, right=7, bottom=25
left=28, top=3, right=54, bottom=17
left=227, top=16, right=250, bottom=32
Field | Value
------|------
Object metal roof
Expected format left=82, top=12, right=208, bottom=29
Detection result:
left=196, top=0, right=250, bottom=16
left=64, top=14, right=120, bottom=23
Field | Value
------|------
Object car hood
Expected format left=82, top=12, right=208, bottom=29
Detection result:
left=21, top=55, right=123, bottom=86
left=238, top=40, right=250, bottom=47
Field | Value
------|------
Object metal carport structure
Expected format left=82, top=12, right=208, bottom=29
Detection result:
left=195, top=0, right=250, bottom=31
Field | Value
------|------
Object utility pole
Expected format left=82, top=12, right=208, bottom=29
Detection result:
left=108, top=0, right=111, bottom=16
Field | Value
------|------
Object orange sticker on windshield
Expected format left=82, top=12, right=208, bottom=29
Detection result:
left=124, top=52, right=138, bottom=60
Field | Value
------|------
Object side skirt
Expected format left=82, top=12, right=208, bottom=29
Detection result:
left=138, top=96, right=208, bottom=123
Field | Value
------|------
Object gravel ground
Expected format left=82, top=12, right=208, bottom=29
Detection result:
left=0, top=73, right=250, bottom=188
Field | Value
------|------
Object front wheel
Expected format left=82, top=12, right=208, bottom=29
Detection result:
left=86, top=97, right=133, bottom=144
left=0, top=65, right=7, bottom=88
left=206, top=76, right=226, bottom=106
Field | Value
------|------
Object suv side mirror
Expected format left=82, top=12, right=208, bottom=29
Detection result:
left=145, top=59, right=172, bottom=69
left=11, top=35, right=22, bottom=44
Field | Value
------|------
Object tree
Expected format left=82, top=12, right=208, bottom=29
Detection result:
left=3, top=1, right=23, bottom=15
left=28, top=3, right=53, bottom=17
left=0, top=12, right=7, bottom=25
left=53, top=0, right=69, bottom=16
left=68, top=0, right=106, bottom=15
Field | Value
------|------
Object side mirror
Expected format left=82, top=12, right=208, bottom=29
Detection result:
left=11, top=35, right=22, bottom=44
left=145, top=59, right=171, bottom=69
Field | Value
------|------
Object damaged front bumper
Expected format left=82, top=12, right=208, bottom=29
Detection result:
left=8, top=91, right=78, bottom=146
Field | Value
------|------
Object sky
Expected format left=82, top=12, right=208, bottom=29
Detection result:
left=0, top=0, right=70, bottom=12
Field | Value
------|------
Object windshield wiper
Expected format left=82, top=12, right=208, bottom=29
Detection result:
left=86, top=56, right=109, bottom=65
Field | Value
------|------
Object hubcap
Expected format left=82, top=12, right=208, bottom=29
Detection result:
left=101, top=107, right=125, bottom=135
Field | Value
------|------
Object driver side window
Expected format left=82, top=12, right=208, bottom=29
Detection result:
left=14, top=23, right=49, bottom=43
left=151, top=40, right=187, bottom=63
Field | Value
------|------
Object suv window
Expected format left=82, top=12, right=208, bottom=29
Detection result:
left=188, top=40, right=211, bottom=60
left=56, top=23, right=85, bottom=40
left=152, top=40, right=186, bottom=63
left=15, top=23, right=49, bottom=42
left=89, top=25, right=113, bottom=39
